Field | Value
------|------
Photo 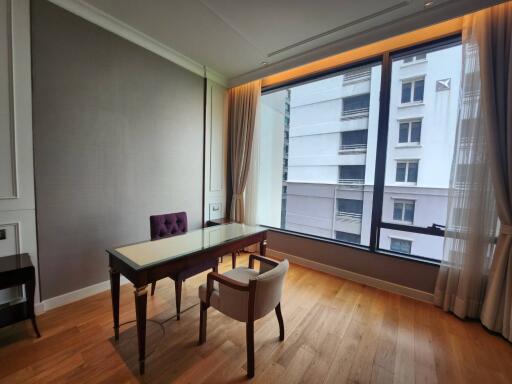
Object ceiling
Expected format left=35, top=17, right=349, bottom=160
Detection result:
left=80, top=0, right=503, bottom=85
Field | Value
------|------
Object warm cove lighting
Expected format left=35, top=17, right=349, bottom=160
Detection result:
left=262, top=16, right=463, bottom=88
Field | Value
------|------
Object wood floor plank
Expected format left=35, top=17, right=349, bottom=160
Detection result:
left=0, top=253, right=511, bottom=383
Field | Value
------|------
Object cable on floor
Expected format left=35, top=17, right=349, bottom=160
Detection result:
left=116, top=301, right=201, bottom=360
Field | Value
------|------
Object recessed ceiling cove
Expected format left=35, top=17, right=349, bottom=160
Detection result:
left=77, top=0, right=503, bottom=82
left=200, top=0, right=409, bottom=58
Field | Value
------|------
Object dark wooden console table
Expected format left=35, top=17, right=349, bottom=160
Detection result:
left=0, top=253, right=40, bottom=338
left=107, top=223, right=267, bottom=375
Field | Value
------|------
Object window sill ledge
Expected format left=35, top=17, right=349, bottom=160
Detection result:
left=263, top=226, right=441, bottom=266
left=398, top=102, right=425, bottom=109
left=395, top=144, right=422, bottom=149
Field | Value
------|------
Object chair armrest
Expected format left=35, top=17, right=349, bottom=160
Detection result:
left=206, top=272, right=249, bottom=306
left=249, top=254, right=279, bottom=269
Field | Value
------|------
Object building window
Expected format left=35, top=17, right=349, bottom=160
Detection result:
left=342, top=94, right=370, bottom=117
left=343, top=67, right=371, bottom=84
left=337, top=198, right=363, bottom=218
left=398, top=120, right=421, bottom=144
left=396, top=161, right=418, bottom=183
left=336, top=231, right=361, bottom=244
left=401, top=78, right=425, bottom=103
left=390, top=238, right=412, bottom=254
left=340, top=129, right=368, bottom=150
left=393, top=200, right=415, bottom=223
left=339, top=165, right=365, bottom=184
left=403, top=53, right=427, bottom=64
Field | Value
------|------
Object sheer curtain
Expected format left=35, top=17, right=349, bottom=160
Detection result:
left=478, top=2, right=512, bottom=342
left=434, top=16, right=498, bottom=318
left=228, top=80, right=261, bottom=223
left=435, top=2, right=512, bottom=342
left=245, top=101, right=261, bottom=227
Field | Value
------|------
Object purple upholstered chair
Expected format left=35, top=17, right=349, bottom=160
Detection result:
left=150, top=212, right=218, bottom=320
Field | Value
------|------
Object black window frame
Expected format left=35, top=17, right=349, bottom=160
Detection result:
left=261, top=34, right=461, bottom=264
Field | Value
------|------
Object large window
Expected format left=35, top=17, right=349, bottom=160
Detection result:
left=340, top=129, right=368, bottom=151
left=393, top=200, right=415, bottom=223
left=258, top=37, right=462, bottom=261
left=339, top=165, right=365, bottom=184
left=342, top=94, right=370, bottom=117
left=398, top=120, right=421, bottom=144
left=390, top=238, right=412, bottom=254
left=337, top=198, right=363, bottom=218
left=395, top=161, right=418, bottom=183
left=336, top=231, right=361, bottom=244
left=401, top=78, right=425, bottom=103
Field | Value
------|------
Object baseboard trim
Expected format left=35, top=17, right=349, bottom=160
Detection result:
left=267, top=248, right=434, bottom=304
left=35, top=276, right=130, bottom=315
left=34, top=248, right=433, bottom=315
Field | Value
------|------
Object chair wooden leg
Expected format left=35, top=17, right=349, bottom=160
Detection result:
left=150, top=282, right=156, bottom=296
left=199, top=302, right=208, bottom=344
left=246, top=321, right=255, bottom=378
left=231, top=252, right=236, bottom=269
left=275, top=303, right=285, bottom=341
left=175, top=280, right=182, bottom=320
left=213, top=265, right=218, bottom=273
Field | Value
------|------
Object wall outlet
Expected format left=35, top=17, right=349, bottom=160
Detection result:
left=0, top=229, right=5, bottom=240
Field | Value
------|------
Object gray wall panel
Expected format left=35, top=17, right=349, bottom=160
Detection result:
left=267, top=230, right=439, bottom=293
left=31, top=0, right=204, bottom=300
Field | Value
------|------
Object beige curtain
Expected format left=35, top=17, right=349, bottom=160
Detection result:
left=435, top=2, right=512, bottom=342
left=478, top=2, right=512, bottom=342
left=434, top=14, right=498, bottom=319
left=229, top=80, right=261, bottom=223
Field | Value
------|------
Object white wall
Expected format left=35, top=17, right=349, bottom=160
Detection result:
left=204, top=79, right=228, bottom=222
left=0, top=0, right=39, bottom=304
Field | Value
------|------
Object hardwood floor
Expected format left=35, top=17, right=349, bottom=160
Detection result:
left=1, top=253, right=511, bottom=383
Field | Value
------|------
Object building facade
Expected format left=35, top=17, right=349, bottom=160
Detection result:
left=272, top=44, right=461, bottom=260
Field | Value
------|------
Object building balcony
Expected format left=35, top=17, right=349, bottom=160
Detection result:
left=334, top=213, right=362, bottom=234
left=339, top=143, right=367, bottom=153
left=338, top=178, right=365, bottom=185
left=336, top=211, right=363, bottom=220
left=340, top=107, right=369, bottom=120
left=343, top=68, right=371, bottom=85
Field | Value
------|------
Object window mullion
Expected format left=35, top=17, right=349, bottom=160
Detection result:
left=369, top=53, right=392, bottom=251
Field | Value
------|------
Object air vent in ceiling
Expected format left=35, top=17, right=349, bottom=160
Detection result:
left=267, top=1, right=411, bottom=57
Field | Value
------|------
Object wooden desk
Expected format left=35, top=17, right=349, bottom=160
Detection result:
left=0, top=253, right=40, bottom=338
left=107, top=223, right=267, bottom=374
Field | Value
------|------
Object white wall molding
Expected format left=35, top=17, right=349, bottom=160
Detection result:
left=47, top=0, right=227, bottom=86
left=267, top=248, right=434, bottom=304
left=35, top=276, right=130, bottom=315
left=0, top=221, right=20, bottom=254
left=0, top=0, right=19, bottom=200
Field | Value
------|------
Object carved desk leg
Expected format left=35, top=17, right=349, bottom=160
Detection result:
left=27, top=267, right=40, bottom=338
left=134, top=285, right=148, bottom=375
left=109, top=268, right=120, bottom=341
left=260, top=238, right=267, bottom=256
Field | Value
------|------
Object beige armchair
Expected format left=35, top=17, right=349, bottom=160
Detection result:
left=198, top=254, right=289, bottom=378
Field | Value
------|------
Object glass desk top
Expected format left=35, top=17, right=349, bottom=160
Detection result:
left=109, top=223, right=267, bottom=270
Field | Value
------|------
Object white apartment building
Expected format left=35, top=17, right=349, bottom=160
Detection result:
left=271, top=44, right=462, bottom=260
